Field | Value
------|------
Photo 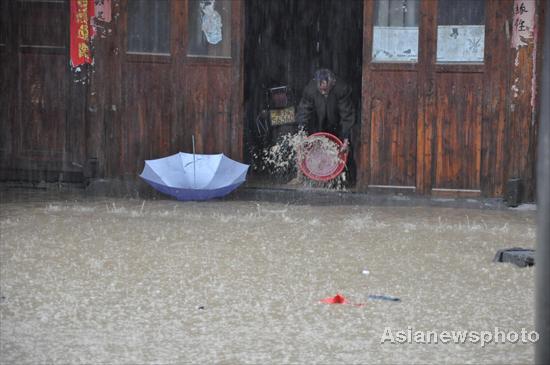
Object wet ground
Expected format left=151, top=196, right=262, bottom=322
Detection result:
left=0, top=189, right=537, bottom=364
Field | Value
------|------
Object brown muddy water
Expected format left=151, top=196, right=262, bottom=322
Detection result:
left=0, top=191, right=537, bottom=364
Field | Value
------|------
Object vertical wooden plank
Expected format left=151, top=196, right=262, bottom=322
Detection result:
left=184, top=64, right=208, bottom=153
left=122, top=62, right=174, bottom=174
left=66, top=54, right=88, bottom=169
left=118, top=0, right=132, bottom=176
left=207, top=67, right=231, bottom=154
left=357, top=0, right=374, bottom=190
left=229, top=0, right=244, bottom=161
left=368, top=97, right=382, bottom=184
left=368, top=71, right=418, bottom=187
left=433, top=73, right=483, bottom=190
left=481, top=0, right=513, bottom=196
left=0, top=0, right=13, bottom=167
left=88, top=0, right=123, bottom=178
left=416, top=0, right=437, bottom=194
left=0, top=48, right=10, bottom=161
left=104, top=0, right=124, bottom=178
left=533, top=0, right=548, bottom=198
left=507, top=0, right=541, bottom=201
left=172, top=0, right=186, bottom=154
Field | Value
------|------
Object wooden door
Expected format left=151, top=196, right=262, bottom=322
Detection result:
left=0, top=0, right=87, bottom=181
left=426, top=0, right=486, bottom=196
left=360, top=0, right=422, bottom=193
left=360, top=0, right=510, bottom=197
left=106, top=0, right=243, bottom=177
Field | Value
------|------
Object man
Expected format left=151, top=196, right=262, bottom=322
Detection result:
left=296, top=69, right=355, bottom=153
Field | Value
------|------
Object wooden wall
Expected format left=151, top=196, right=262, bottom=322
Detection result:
left=0, top=0, right=544, bottom=201
left=89, top=0, right=244, bottom=179
left=358, top=0, right=542, bottom=200
left=506, top=0, right=545, bottom=201
left=0, top=0, right=87, bottom=182
left=0, top=1, right=11, bottom=164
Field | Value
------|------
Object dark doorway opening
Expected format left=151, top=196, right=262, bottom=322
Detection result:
left=243, top=0, right=364, bottom=185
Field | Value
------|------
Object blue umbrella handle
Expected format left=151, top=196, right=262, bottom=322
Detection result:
left=192, top=135, right=196, bottom=188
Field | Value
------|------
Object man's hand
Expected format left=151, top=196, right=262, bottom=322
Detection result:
left=341, top=139, right=350, bottom=153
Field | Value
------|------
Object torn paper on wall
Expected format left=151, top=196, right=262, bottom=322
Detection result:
left=200, top=0, right=222, bottom=45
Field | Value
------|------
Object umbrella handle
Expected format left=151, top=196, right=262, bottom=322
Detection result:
left=192, top=135, right=196, bottom=188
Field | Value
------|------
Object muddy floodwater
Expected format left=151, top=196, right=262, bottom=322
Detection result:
left=0, top=191, right=537, bottom=364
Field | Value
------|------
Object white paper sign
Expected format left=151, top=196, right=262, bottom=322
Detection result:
left=372, top=26, right=419, bottom=62
left=437, top=25, right=485, bottom=63
left=511, top=0, right=535, bottom=49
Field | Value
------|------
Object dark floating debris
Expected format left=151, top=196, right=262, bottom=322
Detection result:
left=493, top=248, right=535, bottom=267
left=367, top=295, right=400, bottom=302
left=197, top=306, right=205, bottom=310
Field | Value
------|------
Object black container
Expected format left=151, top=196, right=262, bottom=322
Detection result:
left=505, top=178, right=523, bottom=207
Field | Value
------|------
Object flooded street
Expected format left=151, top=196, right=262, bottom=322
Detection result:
left=0, top=191, right=537, bottom=364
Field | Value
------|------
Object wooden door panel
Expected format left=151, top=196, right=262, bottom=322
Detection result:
left=433, top=73, right=482, bottom=190
left=480, top=0, right=512, bottom=197
left=360, top=0, right=510, bottom=197
left=18, top=0, right=67, bottom=48
left=114, top=0, right=243, bottom=178
left=183, top=65, right=208, bottom=153
left=0, top=50, right=10, bottom=159
left=18, top=53, right=67, bottom=160
left=16, top=0, right=68, bottom=162
left=206, top=66, right=231, bottom=154
left=182, top=65, right=233, bottom=156
left=368, top=71, right=418, bottom=187
left=123, top=62, right=175, bottom=174
left=0, top=0, right=10, bottom=160
left=0, top=0, right=87, bottom=181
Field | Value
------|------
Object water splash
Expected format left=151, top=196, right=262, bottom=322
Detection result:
left=254, top=129, right=349, bottom=190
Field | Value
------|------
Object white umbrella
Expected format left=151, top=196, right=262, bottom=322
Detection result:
left=140, top=152, right=249, bottom=201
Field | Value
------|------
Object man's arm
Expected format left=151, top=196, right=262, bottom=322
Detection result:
left=296, top=91, right=315, bottom=133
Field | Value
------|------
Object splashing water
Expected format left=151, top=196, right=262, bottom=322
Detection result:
left=254, top=129, right=349, bottom=190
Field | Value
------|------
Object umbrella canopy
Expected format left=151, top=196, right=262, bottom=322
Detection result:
left=140, top=152, right=249, bottom=201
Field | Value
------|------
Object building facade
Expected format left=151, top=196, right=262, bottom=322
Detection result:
left=0, top=0, right=545, bottom=201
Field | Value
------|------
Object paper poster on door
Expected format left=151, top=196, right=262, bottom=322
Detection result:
left=372, top=27, right=419, bottom=62
left=511, top=0, right=535, bottom=49
left=200, top=0, right=222, bottom=45
left=94, top=0, right=111, bottom=23
left=437, top=25, right=485, bottom=63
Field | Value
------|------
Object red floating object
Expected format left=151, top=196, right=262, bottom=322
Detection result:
left=320, top=293, right=366, bottom=307
left=320, top=294, right=348, bottom=304
left=299, top=132, right=348, bottom=182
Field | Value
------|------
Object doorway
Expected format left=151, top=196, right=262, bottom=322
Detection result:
left=243, top=0, right=364, bottom=185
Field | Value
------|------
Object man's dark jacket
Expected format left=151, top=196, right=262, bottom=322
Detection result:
left=296, top=78, right=355, bottom=140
